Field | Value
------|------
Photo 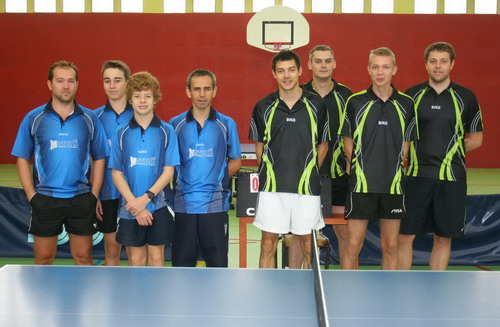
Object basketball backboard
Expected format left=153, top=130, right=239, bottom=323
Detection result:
left=247, top=5, right=310, bottom=53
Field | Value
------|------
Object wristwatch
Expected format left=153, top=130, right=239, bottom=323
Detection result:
left=145, top=190, right=155, bottom=200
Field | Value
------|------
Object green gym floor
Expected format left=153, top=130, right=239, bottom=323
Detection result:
left=1, top=164, right=499, bottom=270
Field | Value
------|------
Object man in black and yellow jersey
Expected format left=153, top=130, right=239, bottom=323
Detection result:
left=399, top=42, right=484, bottom=270
left=249, top=50, right=329, bottom=269
left=339, top=48, right=417, bottom=270
left=287, top=45, right=352, bottom=268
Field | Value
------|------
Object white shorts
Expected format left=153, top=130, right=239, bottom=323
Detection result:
left=253, top=192, right=325, bottom=235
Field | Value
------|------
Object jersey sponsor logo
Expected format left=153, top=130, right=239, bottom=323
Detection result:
left=391, top=208, right=403, bottom=213
left=378, top=121, right=388, bottom=125
left=129, top=156, right=156, bottom=167
left=137, top=150, right=148, bottom=154
left=286, top=118, right=296, bottom=122
left=188, top=148, right=214, bottom=158
left=58, top=133, right=68, bottom=136
left=49, top=139, right=79, bottom=150
left=431, top=105, right=441, bottom=110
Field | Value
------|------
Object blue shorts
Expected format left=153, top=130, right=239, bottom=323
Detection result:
left=116, top=206, right=175, bottom=247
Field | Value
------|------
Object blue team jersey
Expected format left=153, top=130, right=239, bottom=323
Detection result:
left=109, top=115, right=180, bottom=219
left=11, top=100, right=109, bottom=198
left=95, top=102, right=134, bottom=200
left=169, top=108, right=241, bottom=214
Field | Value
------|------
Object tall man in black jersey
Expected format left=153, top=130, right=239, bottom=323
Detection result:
left=249, top=50, right=329, bottom=268
left=399, top=42, right=484, bottom=270
left=288, top=45, right=352, bottom=268
left=339, top=48, right=417, bottom=270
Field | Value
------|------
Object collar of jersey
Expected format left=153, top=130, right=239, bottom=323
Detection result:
left=104, top=100, right=134, bottom=114
left=367, top=84, right=399, bottom=101
left=186, top=107, right=216, bottom=122
left=45, top=98, right=83, bottom=116
left=303, top=78, right=338, bottom=96
left=129, top=113, right=161, bottom=128
left=424, top=80, right=458, bottom=94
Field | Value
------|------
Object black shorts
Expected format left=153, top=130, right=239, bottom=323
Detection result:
left=345, top=192, right=406, bottom=220
left=96, top=199, right=120, bottom=233
left=116, top=206, right=175, bottom=247
left=331, top=174, right=349, bottom=206
left=29, top=192, right=97, bottom=237
left=400, top=177, right=466, bottom=238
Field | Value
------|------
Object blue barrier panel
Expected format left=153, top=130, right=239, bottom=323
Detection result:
left=322, top=194, right=500, bottom=265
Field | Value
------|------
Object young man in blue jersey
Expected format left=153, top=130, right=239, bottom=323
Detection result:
left=339, top=48, right=417, bottom=270
left=110, top=72, right=179, bottom=266
left=12, top=61, right=109, bottom=265
left=94, top=60, right=134, bottom=266
left=249, top=50, right=329, bottom=268
left=399, top=42, right=484, bottom=270
left=170, top=69, right=242, bottom=268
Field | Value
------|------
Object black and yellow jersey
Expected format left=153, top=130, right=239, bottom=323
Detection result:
left=249, top=88, right=329, bottom=195
left=302, top=79, right=352, bottom=178
left=339, top=86, right=418, bottom=194
left=405, top=81, right=484, bottom=181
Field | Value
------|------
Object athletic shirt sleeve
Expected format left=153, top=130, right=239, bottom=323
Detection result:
left=464, top=91, right=484, bottom=133
left=404, top=97, right=418, bottom=142
left=248, top=102, right=265, bottom=142
left=91, top=117, right=110, bottom=161
left=11, top=113, right=34, bottom=160
left=163, top=124, right=181, bottom=167
left=108, top=129, right=123, bottom=172
left=339, top=96, right=354, bottom=138
left=227, top=118, right=242, bottom=159
left=316, top=99, right=329, bottom=143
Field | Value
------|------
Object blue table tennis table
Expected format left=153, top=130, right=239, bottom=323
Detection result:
left=1, top=265, right=499, bottom=326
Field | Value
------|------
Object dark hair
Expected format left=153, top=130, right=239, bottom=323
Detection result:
left=186, top=69, right=217, bottom=89
left=48, top=61, right=78, bottom=81
left=101, top=60, right=131, bottom=80
left=424, top=42, right=455, bottom=62
left=271, top=50, right=301, bottom=71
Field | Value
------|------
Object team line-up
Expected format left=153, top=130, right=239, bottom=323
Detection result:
left=11, top=41, right=484, bottom=270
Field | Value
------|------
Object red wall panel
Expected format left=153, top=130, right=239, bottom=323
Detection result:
left=0, top=13, right=498, bottom=167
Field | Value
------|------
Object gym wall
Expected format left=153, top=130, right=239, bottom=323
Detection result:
left=0, top=13, right=497, bottom=167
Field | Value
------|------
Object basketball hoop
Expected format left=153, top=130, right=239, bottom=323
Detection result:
left=264, top=43, right=292, bottom=52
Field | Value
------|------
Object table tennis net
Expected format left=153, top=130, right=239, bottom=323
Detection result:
left=311, top=229, right=330, bottom=327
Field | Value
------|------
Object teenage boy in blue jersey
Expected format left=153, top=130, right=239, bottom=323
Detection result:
left=110, top=72, right=179, bottom=266
left=12, top=61, right=109, bottom=265
left=94, top=60, right=134, bottom=266
left=170, top=69, right=242, bottom=268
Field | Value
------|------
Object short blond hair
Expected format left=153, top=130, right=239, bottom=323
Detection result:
left=368, top=47, right=396, bottom=66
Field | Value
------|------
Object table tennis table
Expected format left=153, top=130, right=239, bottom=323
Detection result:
left=1, top=265, right=499, bottom=327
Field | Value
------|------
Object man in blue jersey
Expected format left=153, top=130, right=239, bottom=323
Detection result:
left=12, top=61, right=109, bottom=265
left=110, top=72, right=179, bottom=266
left=170, top=69, right=242, bottom=268
left=399, top=42, right=484, bottom=270
left=94, top=60, right=134, bottom=266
